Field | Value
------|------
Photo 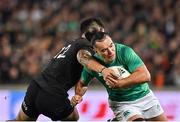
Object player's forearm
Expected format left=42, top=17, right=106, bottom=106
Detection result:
left=75, top=80, right=88, bottom=97
left=86, top=58, right=106, bottom=73
left=118, top=66, right=151, bottom=87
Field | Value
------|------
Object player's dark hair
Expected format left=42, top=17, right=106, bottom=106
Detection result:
left=80, top=17, right=104, bottom=33
left=91, top=32, right=108, bottom=46
left=80, top=17, right=105, bottom=41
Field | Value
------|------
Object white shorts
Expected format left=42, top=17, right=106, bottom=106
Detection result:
left=109, top=90, right=164, bottom=121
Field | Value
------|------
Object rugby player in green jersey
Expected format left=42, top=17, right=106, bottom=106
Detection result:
left=71, top=32, right=168, bottom=121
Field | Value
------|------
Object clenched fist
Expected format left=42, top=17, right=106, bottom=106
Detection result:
left=71, top=95, right=83, bottom=107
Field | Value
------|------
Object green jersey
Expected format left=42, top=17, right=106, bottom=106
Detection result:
left=81, top=43, right=150, bottom=102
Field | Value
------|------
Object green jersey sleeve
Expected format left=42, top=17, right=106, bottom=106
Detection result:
left=123, top=46, right=144, bottom=72
left=81, top=67, right=94, bottom=85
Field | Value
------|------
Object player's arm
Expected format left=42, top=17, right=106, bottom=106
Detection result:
left=76, top=79, right=88, bottom=96
left=71, top=79, right=87, bottom=107
left=122, top=65, right=151, bottom=86
left=77, top=49, right=118, bottom=79
left=71, top=68, right=91, bottom=107
left=106, top=65, right=151, bottom=88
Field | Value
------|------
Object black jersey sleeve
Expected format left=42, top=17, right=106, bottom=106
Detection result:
left=75, top=38, right=94, bottom=55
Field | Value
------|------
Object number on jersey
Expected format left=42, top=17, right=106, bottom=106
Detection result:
left=54, top=44, right=71, bottom=58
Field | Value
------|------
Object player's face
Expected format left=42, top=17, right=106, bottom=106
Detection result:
left=94, top=35, right=116, bottom=63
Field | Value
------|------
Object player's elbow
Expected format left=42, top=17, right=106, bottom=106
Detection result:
left=77, top=49, right=92, bottom=66
left=141, top=65, right=151, bottom=82
left=144, top=71, right=151, bottom=82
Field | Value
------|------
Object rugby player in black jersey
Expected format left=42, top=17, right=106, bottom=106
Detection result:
left=15, top=18, right=116, bottom=121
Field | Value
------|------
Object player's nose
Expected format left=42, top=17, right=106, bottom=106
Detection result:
left=107, top=48, right=114, bottom=55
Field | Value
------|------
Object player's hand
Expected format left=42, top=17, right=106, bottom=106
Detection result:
left=71, top=95, right=83, bottom=107
left=106, top=76, right=126, bottom=89
left=105, top=76, right=117, bottom=88
left=101, top=68, right=119, bottom=81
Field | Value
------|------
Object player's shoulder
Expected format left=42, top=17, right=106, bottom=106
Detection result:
left=64, top=38, right=90, bottom=49
left=74, top=38, right=91, bottom=50
left=115, top=43, right=133, bottom=53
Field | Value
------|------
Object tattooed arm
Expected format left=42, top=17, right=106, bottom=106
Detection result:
left=77, top=49, right=118, bottom=79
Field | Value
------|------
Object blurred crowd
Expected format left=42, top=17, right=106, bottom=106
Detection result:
left=0, top=0, right=179, bottom=88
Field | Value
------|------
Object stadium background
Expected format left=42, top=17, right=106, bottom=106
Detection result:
left=0, top=0, right=179, bottom=121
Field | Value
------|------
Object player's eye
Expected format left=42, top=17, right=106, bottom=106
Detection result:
left=101, top=48, right=107, bottom=53
left=109, top=43, right=113, bottom=48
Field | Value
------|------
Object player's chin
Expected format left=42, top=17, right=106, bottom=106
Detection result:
left=109, top=54, right=115, bottom=59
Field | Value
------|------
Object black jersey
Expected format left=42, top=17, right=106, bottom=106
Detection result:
left=35, top=38, right=93, bottom=96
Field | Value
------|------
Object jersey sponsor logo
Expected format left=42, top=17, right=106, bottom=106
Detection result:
left=54, top=44, right=71, bottom=58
